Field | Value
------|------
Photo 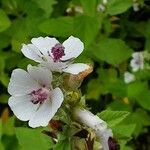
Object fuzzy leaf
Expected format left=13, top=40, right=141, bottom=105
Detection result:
left=39, top=17, right=74, bottom=37
left=0, top=9, right=11, bottom=32
left=15, top=127, right=53, bottom=150
left=107, top=0, right=132, bottom=15
left=97, top=110, right=130, bottom=127
left=93, top=38, right=133, bottom=65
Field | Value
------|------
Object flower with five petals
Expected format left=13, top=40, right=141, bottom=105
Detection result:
left=21, top=36, right=89, bottom=74
left=8, top=65, right=64, bottom=128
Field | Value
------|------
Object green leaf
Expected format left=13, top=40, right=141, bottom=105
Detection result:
left=127, top=82, right=150, bottom=110
left=80, top=0, right=97, bottom=16
left=0, top=142, right=4, bottom=150
left=53, top=126, right=72, bottom=150
left=0, top=9, right=11, bottom=32
left=86, top=79, right=102, bottom=100
left=112, top=124, right=136, bottom=139
left=124, top=109, right=150, bottom=136
left=0, top=57, right=5, bottom=74
left=118, top=140, right=133, bottom=150
left=0, top=34, right=10, bottom=49
left=2, top=117, right=15, bottom=136
left=0, top=73, right=9, bottom=87
left=93, top=38, right=133, bottom=65
left=97, top=110, right=130, bottom=127
left=73, top=15, right=102, bottom=48
left=127, top=82, right=147, bottom=99
left=39, top=17, right=74, bottom=37
left=131, top=109, right=150, bottom=126
left=0, top=119, right=2, bottom=140
left=32, top=0, right=56, bottom=16
left=108, top=100, right=132, bottom=112
left=53, top=138, right=72, bottom=150
left=136, top=89, right=150, bottom=111
left=1, top=135, right=19, bottom=150
left=0, top=94, right=9, bottom=103
left=15, top=127, right=53, bottom=150
left=107, top=0, right=132, bottom=15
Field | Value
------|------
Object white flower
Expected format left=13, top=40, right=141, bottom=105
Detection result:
left=8, top=65, right=64, bottom=128
left=103, top=0, right=108, bottom=4
left=99, top=129, right=113, bottom=150
left=124, top=71, right=135, bottom=84
left=21, top=36, right=89, bottom=75
left=74, top=108, right=113, bottom=150
left=97, top=4, right=105, bottom=12
left=133, top=2, right=140, bottom=12
left=130, top=52, right=144, bottom=72
left=132, top=0, right=140, bottom=12
left=74, top=6, right=83, bottom=13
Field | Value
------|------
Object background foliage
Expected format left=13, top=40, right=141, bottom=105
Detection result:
left=0, top=0, right=150, bottom=149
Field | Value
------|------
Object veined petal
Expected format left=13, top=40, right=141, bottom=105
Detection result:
left=8, top=69, right=39, bottom=96
left=63, top=63, right=89, bottom=74
left=29, top=88, right=63, bottom=128
left=27, top=65, right=52, bottom=88
left=8, top=95, right=38, bottom=121
left=21, top=44, right=43, bottom=63
left=40, top=57, right=67, bottom=72
left=31, top=37, right=59, bottom=56
left=61, top=36, right=84, bottom=61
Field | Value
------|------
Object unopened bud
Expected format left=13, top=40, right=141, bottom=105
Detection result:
left=68, top=64, right=93, bottom=89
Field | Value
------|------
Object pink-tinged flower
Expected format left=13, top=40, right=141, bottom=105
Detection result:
left=8, top=65, right=64, bottom=128
left=21, top=36, right=89, bottom=74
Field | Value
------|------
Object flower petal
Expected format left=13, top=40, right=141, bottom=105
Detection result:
left=21, top=44, right=43, bottom=63
left=27, top=65, right=52, bottom=88
left=8, top=95, right=38, bottom=121
left=132, top=52, right=140, bottom=59
left=61, top=36, right=84, bottom=60
left=31, top=37, right=59, bottom=56
left=124, top=72, right=135, bottom=84
left=63, top=63, right=89, bottom=74
left=40, top=58, right=67, bottom=72
left=8, top=69, right=39, bottom=96
left=29, top=88, right=63, bottom=128
left=130, top=59, right=140, bottom=72
left=100, top=129, right=113, bottom=150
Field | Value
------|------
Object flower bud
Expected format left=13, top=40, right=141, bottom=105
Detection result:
left=68, top=64, right=93, bottom=89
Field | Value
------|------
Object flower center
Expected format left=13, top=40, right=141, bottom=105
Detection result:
left=30, top=88, right=49, bottom=105
left=51, top=43, right=65, bottom=62
left=108, top=137, right=120, bottom=150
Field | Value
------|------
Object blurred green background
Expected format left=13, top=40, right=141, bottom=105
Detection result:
left=0, top=0, right=150, bottom=149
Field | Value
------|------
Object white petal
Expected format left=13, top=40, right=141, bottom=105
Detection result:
left=100, top=129, right=113, bottom=150
left=31, top=37, right=59, bottom=56
left=8, top=95, right=38, bottom=121
left=103, top=0, right=108, bottom=4
left=130, top=59, right=140, bottom=72
left=40, top=57, right=67, bottom=72
left=29, top=88, right=63, bottom=128
left=63, top=63, right=89, bottom=74
left=21, top=44, right=43, bottom=63
left=132, top=52, right=140, bottom=59
left=8, top=69, right=39, bottom=96
left=124, top=72, right=135, bottom=84
left=61, top=36, right=84, bottom=60
left=27, top=65, right=52, bottom=88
